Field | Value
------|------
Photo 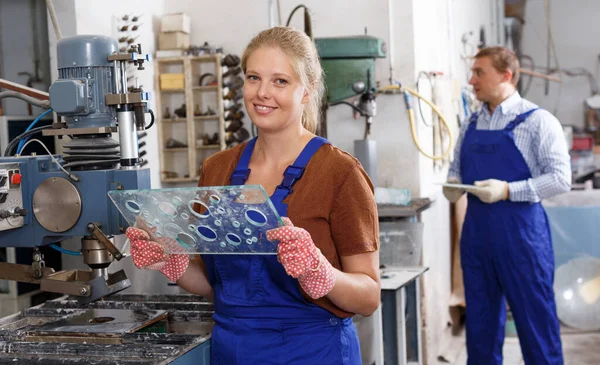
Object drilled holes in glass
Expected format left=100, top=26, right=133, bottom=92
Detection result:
left=226, top=233, right=242, bottom=246
left=217, top=206, right=226, bottom=215
left=189, top=200, right=210, bottom=219
left=232, top=221, right=240, bottom=228
left=188, top=224, right=196, bottom=232
left=181, top=212, right=189, bottom=220
left=164, top=223, right=183, bottom=238
left=209, top=194, right=221, bottom=204
left=244, top=228, right=252, bottom=236
left=172, top=196, right=184, bottom=206
left=125, top=200, right=141, bottom=214
left=214, top=219, right=222, bottom=227
left=177, top=232, right=196, bottom=248
left=219, top=241, right=226, bottom=248
left=158, top=202, right=178, bottom=218
left=246, top=238, right=253, bottom=245
left=142, top=210, right=150, bottom=218
left=197, top=225, right=217, bottom=242
left=155, top=231, right=163, bottom=238
left=245, top=209, right=267, bottom=227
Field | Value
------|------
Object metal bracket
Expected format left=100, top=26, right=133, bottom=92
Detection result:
left=105, top=93, right=145, bottom=106
left=0, top=262, right=55, bottom=284
left=87, top=222, right=123, bottom=260
left=42, top=126, right=117, bottom=136
left=39, top=269, right=131, bottom=303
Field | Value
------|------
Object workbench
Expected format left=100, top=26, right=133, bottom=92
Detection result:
left=0, top=294, right=213, bottom=364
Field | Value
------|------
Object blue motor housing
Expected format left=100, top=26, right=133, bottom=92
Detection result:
left=49, top=35, right=118, bottom=129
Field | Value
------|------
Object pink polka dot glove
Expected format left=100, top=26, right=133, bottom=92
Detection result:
left=266, top=217, right=336, bottom=299
left=125, top=218, right=189, bottom=283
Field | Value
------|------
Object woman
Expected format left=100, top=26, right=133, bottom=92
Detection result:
left=126, top=26, right=380, bottom=365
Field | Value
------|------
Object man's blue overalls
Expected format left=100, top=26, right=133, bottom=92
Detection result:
left=202, top=136, right=362, bottom=365
left=460, top=109, right=563, bottom=364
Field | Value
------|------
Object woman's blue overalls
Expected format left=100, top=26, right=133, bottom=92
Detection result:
left=202, top=136, right=362, bottom=365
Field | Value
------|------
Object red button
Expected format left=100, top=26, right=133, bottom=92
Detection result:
left=11, top=173, right=22, bottom=185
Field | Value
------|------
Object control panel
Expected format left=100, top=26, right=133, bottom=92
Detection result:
left=0, top=163, right=26, bottom=231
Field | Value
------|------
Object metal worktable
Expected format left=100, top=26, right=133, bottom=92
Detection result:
left=0, top=294, right=213, bottom=364
left=377, top=198, right=432, bottom=220
left=380, top=266, right=429, bottom=365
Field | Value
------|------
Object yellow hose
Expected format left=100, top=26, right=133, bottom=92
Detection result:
left=378, top=84, right=454, bottom=160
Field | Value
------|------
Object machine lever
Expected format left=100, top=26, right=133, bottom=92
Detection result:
left=87, top=223, right=124, bottom=260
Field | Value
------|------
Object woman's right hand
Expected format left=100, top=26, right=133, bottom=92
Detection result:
left=126, top=226, right=189, bottom=283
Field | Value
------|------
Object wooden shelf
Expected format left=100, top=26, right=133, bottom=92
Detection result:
left=193, top=85, right=217, bottom=91
left=157, top=55, right=220, bottom=63
left=194, top=115, right=219, bottom=121
left=161, top=118, right=187, bottom=123
left=156, top=58, right=185, bottom=64
left=196, top=145, right=220, bottom=150
left=162, top=177, right=196, bottom=183
left=163, top=147, right=188, bottom=152
left=156, top=53, right=227, bottom=185
left=190, top=55, right=221, bottom=63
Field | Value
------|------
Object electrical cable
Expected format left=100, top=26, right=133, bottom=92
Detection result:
left=415, top=71, right=434, bottom=127
left=145, top=109, right=155, bottom=130
left=330, top=100, right=365, bottom=115
left=0, top=91, right=50, bottom=109
left=18, top=139, right=79, bottom=182
left=3, top=125, right=52, bottom=157
left=285, top=5, right=307, bottom=26
left=378, top=84, right=454, bottom=160
left=50, top=243, right=81, bottom=256
left=17, top=109, right=53, bottom=153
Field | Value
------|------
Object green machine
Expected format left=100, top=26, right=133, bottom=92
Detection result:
left=315, top=35, right=387, bottom=103
left=315, top=35, right=387, bottom=187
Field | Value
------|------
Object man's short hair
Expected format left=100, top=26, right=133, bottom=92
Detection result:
left=474, top=47, right=520, bottom=86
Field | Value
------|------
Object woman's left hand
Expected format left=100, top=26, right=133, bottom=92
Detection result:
left=266, top=218, right=336, bottom=299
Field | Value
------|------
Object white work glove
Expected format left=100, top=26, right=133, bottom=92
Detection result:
left=443, top=177, right=465, bottom=203
left=467, top=179, right=509, bottom=204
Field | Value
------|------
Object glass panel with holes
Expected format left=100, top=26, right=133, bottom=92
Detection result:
left=108, top=185, right=282, bottom=254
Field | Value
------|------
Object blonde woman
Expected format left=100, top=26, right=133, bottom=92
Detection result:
left=127, top=27, right=380, bottom=364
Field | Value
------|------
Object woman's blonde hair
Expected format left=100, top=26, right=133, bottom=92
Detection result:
left=241, top=26, right=324, bottom=134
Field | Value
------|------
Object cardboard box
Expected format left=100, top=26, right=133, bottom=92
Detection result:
left=159, top=32, right=190, bottom=50
left=160, top=73, right=184, bottom=90
left=161, top=13, right=191, bottom=34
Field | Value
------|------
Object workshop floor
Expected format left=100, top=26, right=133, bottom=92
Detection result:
left=441, top=327, right=600, bottom=365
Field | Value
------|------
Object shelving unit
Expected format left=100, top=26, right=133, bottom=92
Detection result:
left=155, top=54, right=226, bottom=184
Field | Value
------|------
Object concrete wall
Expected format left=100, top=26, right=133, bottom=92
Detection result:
left=521, top=0, right=599, bottom=129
